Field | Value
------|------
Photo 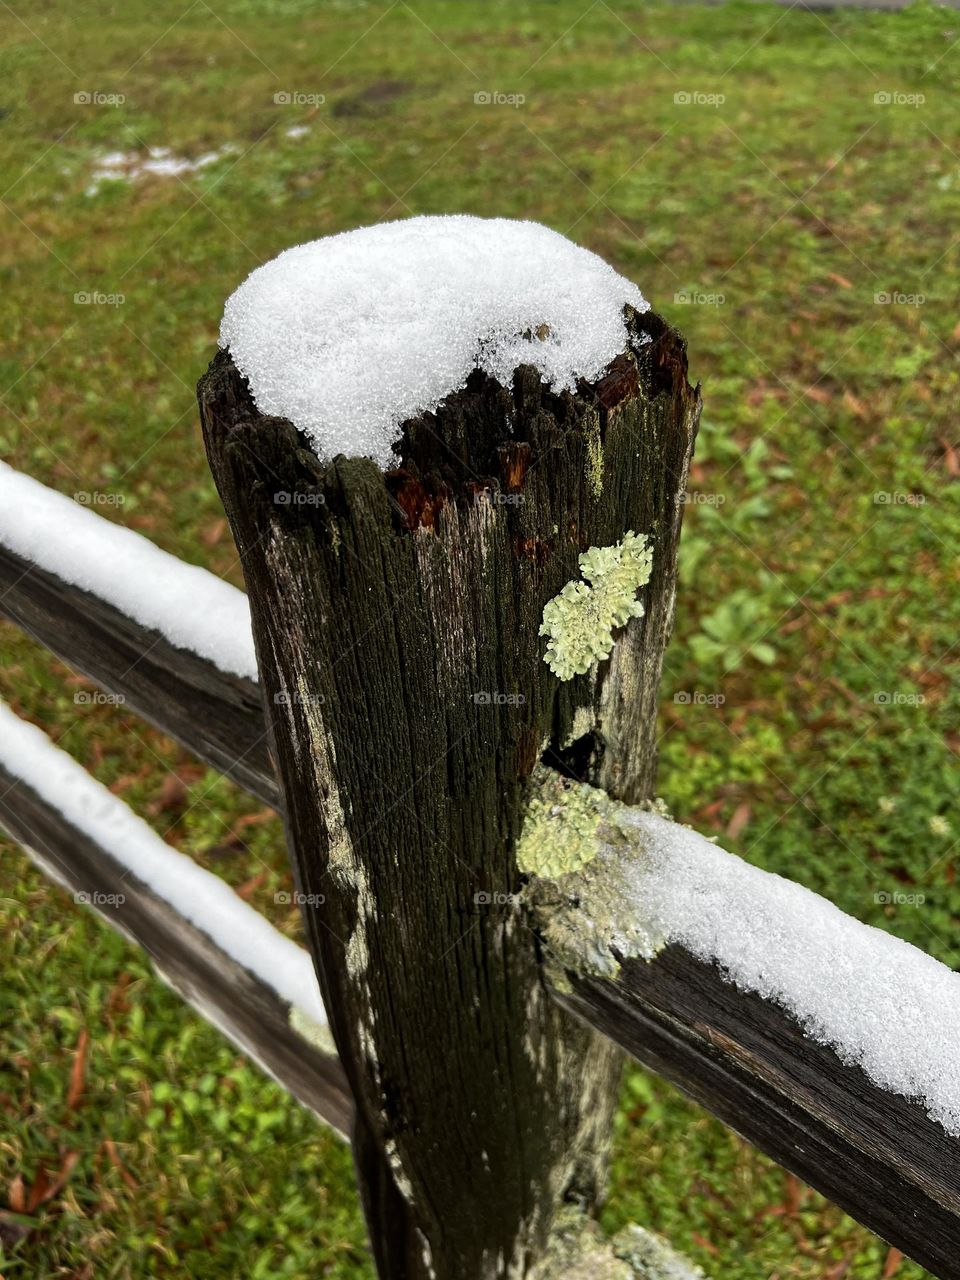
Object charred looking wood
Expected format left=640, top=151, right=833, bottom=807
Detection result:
left=199, top=309, right=699, bottom=1279
left=0, top=543, right=278, bottom=810
left=558, top=948, right=960, bottom=1280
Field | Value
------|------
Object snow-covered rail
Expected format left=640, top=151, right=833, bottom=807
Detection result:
left=521, top=776, right=960, bottom=1277
left=3, top=455, right=960, bottom=1273
left=562, top=952, right=960, bottom=1277
left=0, top=701, right=351, bottom=1135
left=0, top=461, right=277, bottom=808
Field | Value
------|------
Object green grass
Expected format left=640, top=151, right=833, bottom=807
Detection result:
left=1, top=0, right=959, bottom=1275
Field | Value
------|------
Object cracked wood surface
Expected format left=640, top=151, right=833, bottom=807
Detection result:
left=199, top=308, right=699, bottom=1279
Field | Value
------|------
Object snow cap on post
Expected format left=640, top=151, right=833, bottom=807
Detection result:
left=200, top=216, right=699, bottom=1279
left=219, top=215, right=649, bottom=468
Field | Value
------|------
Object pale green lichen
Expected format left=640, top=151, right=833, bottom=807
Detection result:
left=540, top=531, right=653, bottom=681
left=517, top=769, right=666, bottom=982
left=530, top=1207, right=706, bottom=1280
left=516, top=774, right=613, bottom=879
left=289, top=1005, right=339, bottom=1058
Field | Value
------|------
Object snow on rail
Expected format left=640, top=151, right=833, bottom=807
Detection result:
left=0, top=462, right=256, bottom=680
left=0, top=700, right=325, bottom=1027
left=620, top=809, right=960, bottom=1135
left=220, top=215, right=648, bottom=468
left=522, top=773, right=960, bottom=1134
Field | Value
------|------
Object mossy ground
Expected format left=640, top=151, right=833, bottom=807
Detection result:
left=2, top=1, right=958, bottom=1276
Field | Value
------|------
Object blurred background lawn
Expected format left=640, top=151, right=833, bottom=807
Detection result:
left=1, top=0, right=958, bottom=1276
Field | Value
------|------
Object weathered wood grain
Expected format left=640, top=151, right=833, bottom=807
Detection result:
left=0, top=761, right=351, bottom=1136
left=557, top=947, right=960, bottom=1280
left=199, top=307, right=699, bottom=1279
left=9, top=414, right=959, bottom=1276
left=0, top=543, right=278, bottom=808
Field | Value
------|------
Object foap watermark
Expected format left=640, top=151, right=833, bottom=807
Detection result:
left=275, top=890, right=326, bottom=906
left=74, top=489, right=125, bottom=506
left=74, top=91, right=125, bottom=107
left=274, top=91, right=326, bottom=106
left=274, top=490, right=325, bottom=507
left=676, top=489, right=725, bottom=507
left=74, top=291, right=125, bottom=307
left=74, top=690, right=126, bottom=706
left=472, top=691, right=526, bottom=706
left=474, top=91, right=526, bottom=108
left=75, top=890, right=126, bottom=906
left=474, top=890, right=523, bottom=907
left=874, top=291, right=925, bottom=306
left=873, top=691, right=925, bottom=706
left=674, top=289, right=725, bottom=307
left=874, top=890, right=925, bottom=907
left=274, top=690, right=325, bottom=707
left=476, top=489, right=524, bottom=506
left=674, top=90, right=725, bottom=108
left=873, top=491, right=926, bottom=506
left=874, top=90, right=925, bottom=108
left=674, top=690, right=726, bottom=707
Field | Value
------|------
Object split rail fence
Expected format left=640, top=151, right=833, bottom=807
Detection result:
left=1, top=313, right=958, bottom=1278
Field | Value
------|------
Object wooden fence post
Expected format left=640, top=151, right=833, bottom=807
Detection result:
left=199, top=305, right=699, bottom=1278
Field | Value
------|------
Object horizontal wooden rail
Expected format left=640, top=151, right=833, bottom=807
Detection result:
left=557, top=950, right=960, bottom=1279
left=0, top=755, right=351, bottom=1137
left=2, top=472, right=958, bottom=1275
left=0, top=542, right=278, bottom=809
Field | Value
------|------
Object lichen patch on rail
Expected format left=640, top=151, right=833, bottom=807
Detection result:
left=529, top=1206, right=705, bottom=1280
left=517, top=770, right=666, bottom=982
left=521, top=766, right=960, bottom=1136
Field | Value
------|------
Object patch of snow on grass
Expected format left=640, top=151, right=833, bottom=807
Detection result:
left=86, top=144, right=238, bottom=195
left=220, top=215, right=649, bottom=468
left=0, top=462, right=256, bottom=679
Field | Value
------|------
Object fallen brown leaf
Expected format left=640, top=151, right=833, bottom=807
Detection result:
left=804, top=385, right=832, bottom=406
left=726, top=802, right=752, bottom=841
left=199, top=518, right=227, bottom=547
left=236, top=870, right=268, bottom=901
left=232, top=809, right=276, bottom=832
left=939, top=436, right=959, bottom=477
left=104, top=1140, right=138, bottom=1191
left=109, top=765, right=153, bottom=795
left=785, top=1173, right=804, bottom=1215
left=823, top=1263, right=850, bottom=1280
left=842, top=390, right=867, bottom=419
left=883, top=1246, right=904, bottom=1278
left=7, top=1174, right=25, bottom=1214
left=149, top=773, right=188, bottom=817
left=67, top=1028, right=89, bottom=1110
left=106, top=972, right=132, bottom=1017
left=43, top=1152, right=79, bottom=1204
left=25, top=1166, right=50, bottom=1215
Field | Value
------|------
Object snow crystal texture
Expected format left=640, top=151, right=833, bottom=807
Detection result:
left=0, top=702, right=326, bottom=1027
left=620, top=810, right=960, bottom=1135
left=220, top=215, right=649, bottom=468
left=0, top=462, right=256, bottom=679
